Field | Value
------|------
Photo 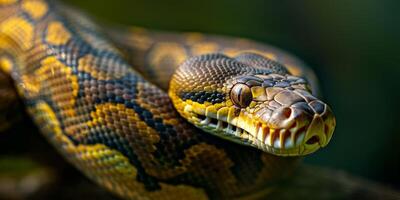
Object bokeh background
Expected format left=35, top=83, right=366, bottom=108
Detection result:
left=59, top=0, right=400, bottom=189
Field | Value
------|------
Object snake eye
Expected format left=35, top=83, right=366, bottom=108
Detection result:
left=230, top=83, right=252, bottom=108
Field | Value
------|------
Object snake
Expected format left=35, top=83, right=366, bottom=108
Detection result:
left=0, top=0, right=336, bottom=199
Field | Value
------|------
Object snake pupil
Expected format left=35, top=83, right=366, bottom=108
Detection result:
left=230, top=83, right=252, bottom=108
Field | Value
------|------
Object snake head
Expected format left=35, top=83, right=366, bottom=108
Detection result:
left=169, top=53, right=335, bottom=156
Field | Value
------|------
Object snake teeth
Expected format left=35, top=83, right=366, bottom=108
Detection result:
left=197, top=114, right=310, bottom=151
left=264, top=132, right=271, bottom=146
left=200, top=117, right=210, bottom=125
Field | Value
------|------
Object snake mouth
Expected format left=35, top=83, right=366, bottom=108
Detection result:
left=190, top=103, right=335, bottom=156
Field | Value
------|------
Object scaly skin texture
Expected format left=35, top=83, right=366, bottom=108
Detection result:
left=0, top=0, right=334, bottom=199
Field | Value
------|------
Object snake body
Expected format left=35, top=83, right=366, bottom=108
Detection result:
left=0, top=0, right=335, bottom=199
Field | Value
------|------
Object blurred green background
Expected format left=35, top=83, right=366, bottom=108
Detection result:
left=62, top=0, right=400, bottom=188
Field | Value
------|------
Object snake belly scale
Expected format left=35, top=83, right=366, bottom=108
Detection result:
left=0, top=0, right=335, bottom=199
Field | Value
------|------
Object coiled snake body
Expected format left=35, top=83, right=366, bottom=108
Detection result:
left=0, top=0, right=335, bottom=199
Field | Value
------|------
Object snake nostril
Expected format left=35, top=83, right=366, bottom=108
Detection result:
left=306, top=136, right=320, bottom=145
left=282, top=107, right=291, bottom=119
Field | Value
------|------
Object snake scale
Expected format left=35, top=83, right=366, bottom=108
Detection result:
left=0, top=0, right=336, bottom=199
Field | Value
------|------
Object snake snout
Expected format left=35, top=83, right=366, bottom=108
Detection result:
left=292, top=99, right=335, bottom=155
left=254, top=88, right=335, bottom=155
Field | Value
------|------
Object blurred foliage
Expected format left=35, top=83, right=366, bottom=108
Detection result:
left=0, top=157, right=40, bottom=177
left=62, top=0, right=400, bottom=188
